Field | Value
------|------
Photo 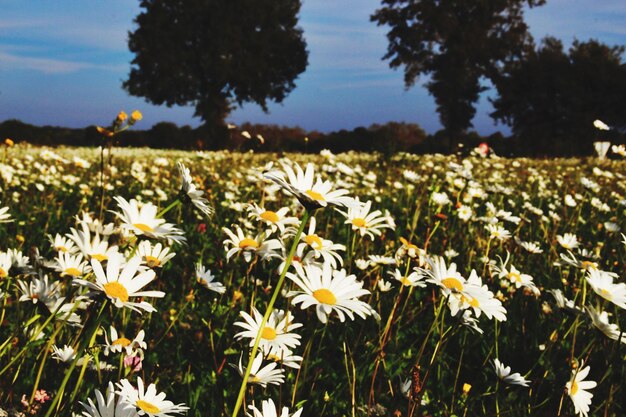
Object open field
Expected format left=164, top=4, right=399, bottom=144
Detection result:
left=0, top=144, right=625, bottom=417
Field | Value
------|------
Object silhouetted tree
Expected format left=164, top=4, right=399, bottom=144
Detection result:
left=124, top=0, right=308, bottom=144
left=371, top=0, right=545, bottom=139
left=491, top=38, right=626, bottom=155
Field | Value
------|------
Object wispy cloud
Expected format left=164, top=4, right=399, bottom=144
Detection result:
left=0, top=51, right=125, bottom=74
left=0, top=17, right=131, bottom=52
left=526, top=0, right=626, bottom=43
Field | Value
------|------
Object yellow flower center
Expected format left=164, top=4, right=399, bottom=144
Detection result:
left=0, top=268, right=7, bottom=278
left=305, top=189, right=325, bottom=201
left=136, top=399, right=160, bottom=414
left=239, top=238, right=259, bottom=249
left=399, top=237, right=417, bottom=251
left=570, top=380, right=579, bottom=396
left=600, top=288, right=612, bottom=300
left=133, top=223, right=154, bottom=233
left=400, top=277, right=412, bottom=286
left=112, top=337, right=131, bottom=347
left=250, top=375, right=261, bottom=383
left=91, top=253, right=108, bottom=262
left=261, top=326, right=277, bottom=340
left=305, top=234, right=323, bottom=249
left=57, top=246, right=69, bottom=253
left=462, top=296, right=479, bottom=308
left=145, top=255, right=161, bottom=267
left=103, top=282, right=129, bottom=303
left=581, top=261, right=597, bottom=270
left=352, top=218, right=367, bottom=228
left=64, top=267, right=82, bottom=277
left=260, top=210, right=279, bottom=223
left=441, top=277, right=464, bottom=292
left=507, top=271, right=521, bottom=282
left=313, top=288, right=337, bottom=305
left=267, top=353, right=281, bottom=362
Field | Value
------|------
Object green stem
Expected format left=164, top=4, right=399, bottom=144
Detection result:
left=44, top=300, right=108, bottom=417
left=99, top=144, right=105, bottom=221
left=495, top=320, right=500, bottom=416
left=68, top=323, right=101, bottom=406
left=415, top=295, right=445, bottom=366
left=450, top=332, right=468, bottom=413
left=158, top=198, right=182, bottom=218
left=231, top=210, right=311, bottom=417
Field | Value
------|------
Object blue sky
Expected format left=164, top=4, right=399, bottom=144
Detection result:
left=1, top=0, right=625, bottom=134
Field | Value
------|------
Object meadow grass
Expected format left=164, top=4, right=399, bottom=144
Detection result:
left=0, top=143, right=624, bottom=417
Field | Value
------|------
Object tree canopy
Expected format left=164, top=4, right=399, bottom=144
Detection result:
left=124, top=0, right=308, bottom=137
left=491, top=37, right=626, bottom=155
left=371, top=0, right=545, bottom=137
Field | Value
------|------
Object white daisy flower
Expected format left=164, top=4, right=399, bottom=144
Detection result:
left=17, top=274, right=62, bottom=306
left=421, top=256, right=466, bottom=296
left=247, top=399, right=303, bottom=417
left=103, top=326, right=147, bottom=356
left=377, top=279, right=393, bottom=292
left=492, top=358, right=529, bottom=387
left=51, top=345, right=76, bottom=363
left=74, top=253, right=164, bottom=314
left=585, top=269, right=626, bottom=310
left=388, top=268, right=426, bottom=288
left=247, top=203, right=298, bottom=234
left=264, top=161, right=358, bottom=210
left=112, top=197, right=186, bottom=244
left=548, top=289, right=583, bottom=314
left=431, top=191, right=451, bottom=206
left=0, top=202, right=13, bottom=223
left=235, top=352, right=285, bottom=388
left=367, top=255, right=397, bottom=266
left=68, top=223, right=119, bottom=262
left=492, top=255, right=540, bottom=295
left=263, top=345, right=303, bottom=369
left=55, top=252, right=89, bottom=278
left=565, top=362, right=597, bottom=417
left=457, top=204, right=473, bottom=221
left=557, top=233, right=579, bottom=250
left=80, top=381, right=137, bottom=417
left=117, top=377, right=189, bottom=416
left=137, top=240, right=176, bottom=269
left=515, top=238, right=543, bottom=254
left=49, top=233, right=77, bottom=254
left=234, top=307, right=302, bottom=353
left=196, top=263, right=226, bottom=294
left=585, top=305, right=626, bottom=343
left=448, top=270, right=507, bottom=322
left=222, top=226, right=282, bottom=263
left=486, top=224, right=511, bottom=242
left=0, top=251, right=14, bottom=278
left=286, top=263, right=373, bottom=324
left=177, top=161, right=214, bottom=217
left=297, top=216, right=346, bottom=269
left=340, top=199, right=395, bottom=240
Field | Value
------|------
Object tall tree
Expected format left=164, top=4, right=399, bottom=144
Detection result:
left=371, top=0, right=545, bottom=137
left=124, top=0, right=308, bottom=141
left=491, top=38, right=626, bottom=155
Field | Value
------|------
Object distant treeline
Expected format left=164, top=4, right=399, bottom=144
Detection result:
left=1, top=119, right=622, bottom=156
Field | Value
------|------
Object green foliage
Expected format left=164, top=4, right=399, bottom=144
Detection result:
left=124, top=0, right=308, bottom=133
left=371, top=0, right=545, bottom=136
left=491, top=37, right=626, bottom=156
